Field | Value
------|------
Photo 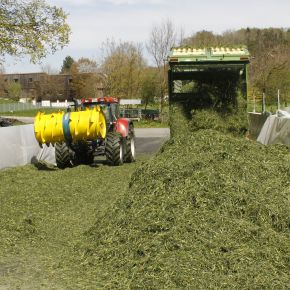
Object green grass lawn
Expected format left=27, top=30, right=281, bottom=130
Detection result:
left=0, top=156, right=149, bottom=289
left=0, top=99, right=18, bottom=104
left=0, top=108, right=63, bottom=117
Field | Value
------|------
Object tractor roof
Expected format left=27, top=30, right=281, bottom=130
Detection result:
left=168, top=46, right=250, bottom=63
left=81, top=97, right=119, bottom=104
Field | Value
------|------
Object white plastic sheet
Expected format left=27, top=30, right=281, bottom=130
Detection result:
left=0, top=124, right=39, bottom=169
left=257, top=110, right=290, bottom=145
left=37, top=145, right=56, bottom=165
left=0, top=124, right=56, bottom=170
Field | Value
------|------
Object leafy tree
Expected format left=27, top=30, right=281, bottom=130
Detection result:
left=0, top=0, right=70, bottom=63
left=7, top=81, right=22, bottom=101
left=141, top=68, right=159, bottom=109
left=60, top=56, right=75, bottom=73
left=0, top=74, right=8, bottom=98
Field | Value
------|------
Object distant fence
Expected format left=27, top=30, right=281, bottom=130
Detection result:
left=247, top=90, right=290, bottom=114
left=0, top=102, right=42, bottom=113
left=0, top=101, right=160, bottom=121
left=40, top=100, right=74, bottom=108
left=0, top=100, right=73, bottom=113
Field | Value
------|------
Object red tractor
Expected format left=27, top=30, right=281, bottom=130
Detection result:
left=54, top=97, right=136, bottom=168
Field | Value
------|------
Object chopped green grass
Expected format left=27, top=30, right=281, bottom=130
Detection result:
left=84, top=106, right=290, bottom=289
left=0, top=156, right=149, bottom=289
left=1, top=101, right=289, bottom=289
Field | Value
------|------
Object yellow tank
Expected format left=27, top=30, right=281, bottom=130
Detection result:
left=34, top=106, right=106, bottom=145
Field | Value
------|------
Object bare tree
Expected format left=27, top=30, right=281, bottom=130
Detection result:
left=70, top=58, right=101, bottom=98
left=0, top=64, right=5, bottom=74
left=101, top=39, right=145, bottom=99
left=40, top=63, right=58, bottom=75
left=147, top=19, right=176, bottom=116
left=250, top=44, right=290, bottom=98
left=72, top=58, right=98, bottom=74
left=183, top=30, right=220, bottom=47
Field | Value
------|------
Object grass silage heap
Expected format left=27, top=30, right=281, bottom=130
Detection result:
left=83, top=105, right=290, bottom=289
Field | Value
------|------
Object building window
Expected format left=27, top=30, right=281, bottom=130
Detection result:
left=29, top=78, right=33, bottom=82
left=14, top=78, right=19, bottom=83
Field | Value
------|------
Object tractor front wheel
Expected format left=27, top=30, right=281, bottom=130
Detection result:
left=105, top=132, right=124, bottom=166
left=55, top=142, right=73, bottom=169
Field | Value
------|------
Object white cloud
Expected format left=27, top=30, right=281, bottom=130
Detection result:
left=50, top=0, right=94, bottom=5
left=103, top=0, right=164, bottom=4
left=49, top=0, right=164, bottom=7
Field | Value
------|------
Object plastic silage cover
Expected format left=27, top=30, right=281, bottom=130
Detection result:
left=0, top=124, right=56, bottom=170
left=257, top=110, right=290, bottom=145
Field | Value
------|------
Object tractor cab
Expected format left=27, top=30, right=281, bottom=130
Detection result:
left=80, top=97, right=120, bottom=124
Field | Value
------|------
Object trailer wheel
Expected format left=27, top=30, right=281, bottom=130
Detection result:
left=55, top=142, right=73, bottom=169
left=124, top=125, right=136, bottom=163
left=105, top=132, right=124, bottom=166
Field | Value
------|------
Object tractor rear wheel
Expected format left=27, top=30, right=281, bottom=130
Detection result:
left=55, top=142, right=73, bottom=169
left=105, top=132, right=124, bottom=166
left=124, top=125, right=136, bottom=163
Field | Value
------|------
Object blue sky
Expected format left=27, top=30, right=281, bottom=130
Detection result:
left=4, top=0, right=290, bottom=73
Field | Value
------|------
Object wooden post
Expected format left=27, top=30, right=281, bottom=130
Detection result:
left=277, top=89, right=280, bottom=111
left=262, top=91, right=265, bottom=113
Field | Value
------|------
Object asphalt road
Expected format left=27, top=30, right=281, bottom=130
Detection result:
left=135, top=128, right=170, bottom=154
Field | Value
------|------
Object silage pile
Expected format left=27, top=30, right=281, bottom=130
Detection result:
left=84, top=106, right=290, bottom=289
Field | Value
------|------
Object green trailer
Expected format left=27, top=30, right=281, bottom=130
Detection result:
left=168, top=47, right=250, bottom=110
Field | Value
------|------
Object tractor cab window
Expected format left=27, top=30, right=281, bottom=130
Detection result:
left=81, top=102, right=118, bottom=122
left=99, top=104, right=111, bottom=121
left=110, top=103, right=119, bottom=120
